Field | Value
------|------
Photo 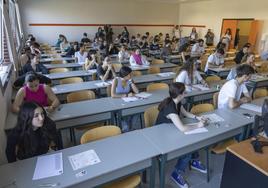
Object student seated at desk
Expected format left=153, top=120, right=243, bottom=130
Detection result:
left=111, top=66, right=139, bottom=132
left=118, top=45, right=130, bottom=62
left=84, top=50, right=99, bottom=70
left=234, top=43, right=250, bottom=64
left=92, top=38, right=100, bottom=50
left=204, top=48, right=225, bottom=73
left=218, top=64, right=254, bottom=109
left=65, top=41, right=79, bottom=57
left=60, top=35, right=70, bottom=52
left=20, top=47, right=31, bottom=68
left=130, top=48, right=150, bottom=66
left=156, top=82, right=207, bottom=188
left=99, top=40, right=108, bottom=55
left=55, top=34, right=64, bottom=48
left=175, top=58, right=208, bottom=91
left=81, top=32, right=91, bottom=44
left=97, top=56, right=116, bottom=81
left=149, top=38, right=160, bottom=51
left=179, top=42, right=191, bottom=63
left=75, top=43, right=88, bottom=64
left=138, top=36, right=149, bottom=49
left=161, top=41, right=172, bottom=58
left=191, top=39, right=205, bottom=58
left=22, top=53, right=48, bottom=75
left=12, top=72, right=60, bottom=113
left=129, top=36, right=138, bottom=47
left=6, top=102, right=59, bottom=163
left=108, top=43, right=119, bottom=55
left=227, top=52, right=256, bottom=80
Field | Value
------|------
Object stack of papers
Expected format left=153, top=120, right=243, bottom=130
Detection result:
left=95, top=82, right=111, bottom=87
left=88, top=69, right=97, bottom=74
left=135, top=92, right=152, bottom=99
left=122, top=96, right=139, bottom=102
left=240, top=103, right=262, bottom=113
left=33, top=153, right=63, bottom=180
left=69, top=150, right=101, bottom=171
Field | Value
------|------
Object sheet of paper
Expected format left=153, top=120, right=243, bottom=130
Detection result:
left=51, top=87, right=57, bottom=92
left=122, top=96, right=139, bottom=102
left=202, top=113, right=225, bottom=123
left=78, top=62, right=85, bottom=65
left=251, top=74, right=265, bottom=80
left=88, top=69, right=97, bottom=74
left=94, top=82, right=111, bottom=87
left=240, top=103, right=262, bottom=113
left=192, top=84, right=210, bottom=91
left=69, top=150, right=101, bottom=171
left=184, top=127, right=208, bottom=135
left=157, top=72, right=175, bottom=77
left=135, top=92, right=152, bottom=99
left=33, top=153, right=63, bottom=180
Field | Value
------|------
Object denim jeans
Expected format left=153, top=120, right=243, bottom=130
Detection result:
left=174, top=152, right=199, bottom=172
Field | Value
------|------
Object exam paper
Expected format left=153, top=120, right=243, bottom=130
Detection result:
left=184, top=127, right=208, bottom=135
left=122, top=96, right=139, bottom=102
left=192, top=84, right=210, bottom=91
left=202, top=113, right=225, bottom=123
left=88, top=69, right=97, bottom=74
left=135, top=92, right=152, bottom=99
left=33, top=153, right=63, bottom=180
left=95, top=82, right=111, bottom=87
left=240, top=103, right=262, bottom=113
left=157, top=72, right=175, bottom=77
left=69, top=150, right=101, bottom=171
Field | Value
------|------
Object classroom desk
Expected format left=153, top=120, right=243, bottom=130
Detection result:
left=44, top=63, right=83, bottom=70
left=141, top=109, right=253, bottom=188
left=208, top=67, right=232, bottom=78
left=40, top=57, right=75, bottom=63
left=164, top=55, right=182, bottom=64
left=41, top=53, right=66, bottom=58
left=127, top=63, right=177, bottom=73
left=246, top=75, right=268, bottom=96
left=220, top=137, right=268, bottom=188
left=51, top=72, right=175, bottom=98
left=44, top=70, right=94, bottom=81
left=0, top=130, right=159, bottom=188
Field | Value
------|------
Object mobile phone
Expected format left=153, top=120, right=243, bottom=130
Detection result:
left=243, top=113, right=252, bottom=118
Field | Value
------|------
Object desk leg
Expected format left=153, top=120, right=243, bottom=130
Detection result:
left=149, top=157, right=157, bottom=188
left=114, top=110, right=122, bottom=128
left=57, top=130, right=63, bottom=149
left=206, top=148, right=210, bottom=182
left=159, top=154, right=167, bottom=188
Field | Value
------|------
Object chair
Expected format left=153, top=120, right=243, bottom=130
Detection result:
left=112, top=63, right=122, bottom=72
left=213, top=92, right=219, bottom=109
left=106, top=85, right=112, bottom=97
left=205, top=75, right=221, bottom=85
left=190, top=104, right=214, bottom=115
left=59, top=77, right=83, bottom=85
left=253, top=88, right=268, bottom=99
left=224, top=61, right=235, bottom=67
left=147, top=66, right=160, bottom=74
left=132, top=70, right=142, bottom=77
left=67, top=90, right=95, bottom=103
left=49, top=68, right=69, bottom=74
left=51, top=60, right=64, bottom=64
left=146, top=83, right=169, bottom=92
left=80, top=126, right=141, bottom=188
left=151, top=59, right=164, bottom=65
left=144, top=106, right=159, bottom=128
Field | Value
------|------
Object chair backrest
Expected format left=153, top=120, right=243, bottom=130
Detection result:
left=80, top=125, right=121, bottom=144
left=112, top=63, right=122, bottom=71
left=224, top=60, right=236, bottom=67
left=66, top=90, right=95, bottom=103
left=146, top=83, right=169, bottom=92
left=147, top=66, right=160, bottom=74
left=51, top=60, right=64, bottom=64
left=151, top=59, right=164, bottom=65
left=213, top=92, right=219, bottom=109
left=144, top=106, right=159, bottom=128
left=132, top=70, right=142, bottom=77
left=59, top=77, right=83, bottom=85
left=106, top=85, right=112, bottom=97
left=49, top=68, right=69, bottom=74
left=92, top=72, right=97, bottom=81
left=253, top=88, right=268, bottom=99
left=190, top=103, right=215, bottom=115
left=205, top=75, right=221, bottom=84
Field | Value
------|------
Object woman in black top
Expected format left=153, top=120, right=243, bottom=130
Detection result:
left=22, top=53, right=48, bottom=74
left=97, top=56, right=116, bottom=81
left=6, top=102, right=59, bottom=163
left=156, top=82, right=208, bottom=188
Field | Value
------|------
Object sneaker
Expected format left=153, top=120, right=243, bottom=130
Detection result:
left=170, top=170, right=189, bottom=188
left=191, top=159, right=207, bottom=173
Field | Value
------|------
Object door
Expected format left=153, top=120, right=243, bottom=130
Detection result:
left=221, top=20, right=238, bottom=49
left=248, top=20, right=263, bottom=51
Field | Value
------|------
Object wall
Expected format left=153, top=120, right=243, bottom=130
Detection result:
left=179, top=0, right=268, bottom=52
left=18, top=0, right=180, bottom=45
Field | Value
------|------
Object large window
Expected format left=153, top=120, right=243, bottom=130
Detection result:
left=9, top=0, right=20, bottom=51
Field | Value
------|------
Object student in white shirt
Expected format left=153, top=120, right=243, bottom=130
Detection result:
left=175, top=58, right=208, bottom=92
left=75, top=43, right=88, bottom=64
left=204, top=48, right=225, bottom=73
left=173, top=25, right=181, bottom=39
left=218, top=64, right=254, bottom=109
left=129, top=48, right=150, bottom=66
left=118, top=45, right=130, bottom=62
left=191, top=39, right=205, bottom=58
left=227, top=52, right=256, bottom=80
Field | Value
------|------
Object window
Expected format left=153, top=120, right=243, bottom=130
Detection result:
left=9, top=0, right=20, bottom=51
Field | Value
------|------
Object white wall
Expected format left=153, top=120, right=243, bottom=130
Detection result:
left=18, top=0, right=180, bottom=44
left=179, top=0, right=268, bottom=52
